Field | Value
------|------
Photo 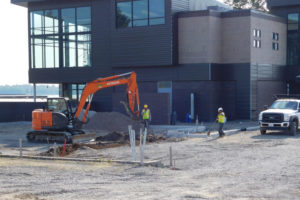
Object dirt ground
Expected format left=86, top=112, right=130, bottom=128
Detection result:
left=1, top=122, right=300, bottom=199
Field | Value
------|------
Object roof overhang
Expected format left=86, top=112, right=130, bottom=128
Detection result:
left=11, top=0, right=46, bottom=7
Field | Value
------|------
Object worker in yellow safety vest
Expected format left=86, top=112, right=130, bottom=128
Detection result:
left=216, top=107, right=226, bottom=137
left=141, top=104, right=151, bottom=129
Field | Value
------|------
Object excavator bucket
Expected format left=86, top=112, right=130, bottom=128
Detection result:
left=120, top=101, right=139, bottom=121
left=71, top=132, right=96, bottom=143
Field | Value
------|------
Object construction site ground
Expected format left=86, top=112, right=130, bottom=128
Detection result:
left=0, top=122, right=300, bottom=199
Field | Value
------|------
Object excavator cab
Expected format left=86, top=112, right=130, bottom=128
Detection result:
left=47, top=98, right=68, bottom=112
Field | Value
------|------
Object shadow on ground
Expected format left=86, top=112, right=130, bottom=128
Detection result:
left=252, top=130, right=300, bottom=140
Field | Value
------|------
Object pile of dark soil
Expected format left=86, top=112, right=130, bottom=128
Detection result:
left=95, top=131, right=167, bottom=143
left=83, top=112, right=142, bottom=133
left=40, top=144, right=81, bottom=157
left=40, top=142, right=126, bottom=157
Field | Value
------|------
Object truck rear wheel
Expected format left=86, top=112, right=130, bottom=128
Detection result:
left=289, top=121, right=297, bottom=136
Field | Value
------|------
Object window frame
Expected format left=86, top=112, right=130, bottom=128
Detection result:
left=287, top=12, right=300, bottom=66
left=116, top=0, right=166, bottom=28
left=29, top=6, right=92, bottom=69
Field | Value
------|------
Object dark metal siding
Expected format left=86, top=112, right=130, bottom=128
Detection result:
left=0, top=102, right=46, bottom=122
left=171, top=0, right=189, bottom=13
left=251, top=64, right=286, bottom=119
left=211, top=63, right=251, bottom=119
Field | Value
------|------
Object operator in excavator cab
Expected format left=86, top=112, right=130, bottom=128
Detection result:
left=141, top=104, right=151, bottom=129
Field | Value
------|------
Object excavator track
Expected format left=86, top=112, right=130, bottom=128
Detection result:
left=27, top=131, right=73, bottom=143
left=27, top=130, right=96, bottom=144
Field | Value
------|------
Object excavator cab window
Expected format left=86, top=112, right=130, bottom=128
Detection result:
left=47, top=98, right=68, bottom=113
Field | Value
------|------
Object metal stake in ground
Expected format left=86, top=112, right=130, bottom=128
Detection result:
left=169, top=146, right=173, bottom=168
left=139, top=129, right=144, bottom=165
left=19, top=138, right=22, bottom=158
left=129, top=128, right=136, bottom=161
left=132, top=130, right=136, bottom=161
left=143, top=128, right=147, bottom=151
left=53, top=142, right=57, bottom=157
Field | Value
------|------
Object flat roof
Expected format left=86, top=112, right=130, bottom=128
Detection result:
left=177, top=9, right=286, bottom=24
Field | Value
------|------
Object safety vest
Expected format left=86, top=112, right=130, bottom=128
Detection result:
left=143, top=109, right=150, bottom=120
left=218, top=112, right=225, bottom=124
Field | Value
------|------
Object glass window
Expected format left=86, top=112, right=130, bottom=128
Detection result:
left=149, top=0, right=165, bottom=25
left=45, top=36, right=59, bottom=68
left=31, top=11, right=44, bottom=35
left=287, top=32, right=299, bottom=65
left=62, top=8, right=76, bottom=33
left=116, top=0, right=165, bottom=28
left=272, top=33, right=279, bottom=41
left=32, top=38, right=43, bottom=68
left=69, top=84, right=86, bottom=101
left=44, top=10, right=59, bottom=34
left=77, top=34, right=91, bottom=67
left=77, top=7, right=91, bottom=32
left=149, top=0, right=164, bottom=17
left=288, top=13, right=299, bottom=65
left=133, top=0, right=148, bottom=27
left=63, top=35, right=77, bottom=67
left=30, top=7, right=91, bottom=69
left=272, top=42, right=279, bottom=51
left=256, top=40, right=261, bottom=48
left=288, top=13, right=299, bottom=31
left=257, top=30, right=261, bottom=37
left=72, top=85, right=77, bottom=100
left=117, top=1, right=132, bottom=28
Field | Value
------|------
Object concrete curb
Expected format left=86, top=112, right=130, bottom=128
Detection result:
left=188, top=126, right=260, bottom=138
left=0, top=154, right=162, bottom=167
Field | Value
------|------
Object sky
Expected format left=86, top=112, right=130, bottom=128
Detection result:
left=0, top=0, right=225, bottom=86
left=0, top=0, right=28, bottom=85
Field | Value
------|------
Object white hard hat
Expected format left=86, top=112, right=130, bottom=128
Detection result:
left=218, top=107, right=223, bottom=112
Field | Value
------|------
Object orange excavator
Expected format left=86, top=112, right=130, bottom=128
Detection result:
left=27, top=72, right=140, bottom=143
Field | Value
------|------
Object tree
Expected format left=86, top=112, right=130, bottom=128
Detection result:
left=224, top=0, right=267, bottom=12
left=116, top=8, right=131, bottom=28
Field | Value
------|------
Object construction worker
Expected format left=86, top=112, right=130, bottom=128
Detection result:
left=216, top=107, right=226, bottom=137
left=141, top=104, right=151, bottom=129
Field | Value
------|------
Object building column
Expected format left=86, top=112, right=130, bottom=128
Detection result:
left=33, top=83, right=37, bottom=103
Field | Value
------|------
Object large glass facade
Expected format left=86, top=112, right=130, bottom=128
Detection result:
left=287, top=13, right=299, bottom=66
left=116, top=0, right=165, bottom=28
left=63, top=84, right=85, bottom=101
left=30, top=6, right=91, bottom=69
left=30, top=10, right=59, bottom=68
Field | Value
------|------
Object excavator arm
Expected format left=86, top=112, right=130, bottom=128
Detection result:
left=74, top=72, right=140, bottom=124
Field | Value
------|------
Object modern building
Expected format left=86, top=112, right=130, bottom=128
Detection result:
left=11, top=0, right=291, bottom=123
left=267, top=0, right=300, bottom=93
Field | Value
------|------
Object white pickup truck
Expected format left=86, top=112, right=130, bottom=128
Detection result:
left=259, top=98, right=300, bottom=136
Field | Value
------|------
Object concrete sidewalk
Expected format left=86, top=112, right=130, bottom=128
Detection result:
left=150, top=120, right=259, bottom=138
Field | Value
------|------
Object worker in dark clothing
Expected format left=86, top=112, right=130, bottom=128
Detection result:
left=216, top=107, right=226, bottom=137
left=141, top=104, right=151, bottom=129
